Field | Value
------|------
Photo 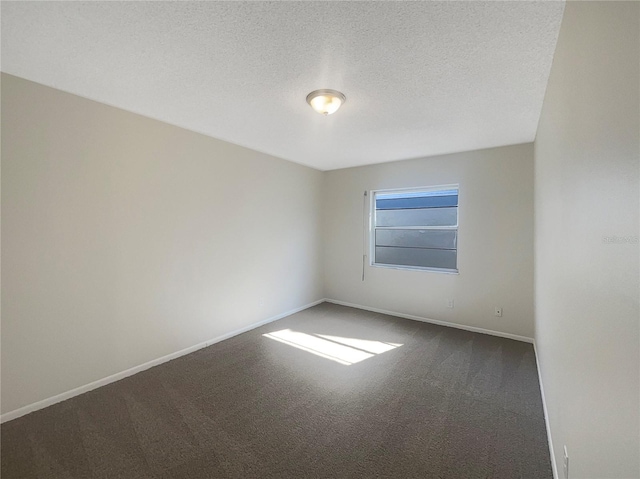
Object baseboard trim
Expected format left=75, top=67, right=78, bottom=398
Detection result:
left=533, top=341, right=558, bottom=479
left=324, top=298, right=534, bottom=344
left=0, top=298, right=325, bottom=424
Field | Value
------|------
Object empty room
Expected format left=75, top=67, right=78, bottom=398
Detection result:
left=1, top=1, right=638, bottom=478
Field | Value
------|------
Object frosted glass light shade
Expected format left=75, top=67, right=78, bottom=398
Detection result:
left=306, top=89, right=346, bottom=115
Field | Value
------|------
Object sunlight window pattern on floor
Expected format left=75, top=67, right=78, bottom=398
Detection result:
left=263, top=329, right=402, bottom=365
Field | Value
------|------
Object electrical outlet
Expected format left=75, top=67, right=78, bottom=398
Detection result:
left=563, top=446, right=569, bottom=478
left=495, top=306, right=503, bottom=317
left=447, top=299, right=454, bottom=309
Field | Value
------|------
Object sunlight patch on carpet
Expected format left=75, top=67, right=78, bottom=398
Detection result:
left=263, top=329, right=402, bottom=365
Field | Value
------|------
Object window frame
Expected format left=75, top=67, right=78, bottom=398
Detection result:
left=369, top=184, right=460, bottom=274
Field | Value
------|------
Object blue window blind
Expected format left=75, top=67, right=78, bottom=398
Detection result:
left=373, top=188, right=458, bottom=272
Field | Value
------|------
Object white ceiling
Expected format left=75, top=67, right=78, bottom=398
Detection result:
left=1, top=1, right=564, bottom=171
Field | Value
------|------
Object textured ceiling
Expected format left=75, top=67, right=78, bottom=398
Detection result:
left=1, top=1, right=564, bottom=170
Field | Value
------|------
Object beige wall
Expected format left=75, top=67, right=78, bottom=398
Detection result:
left=1, top=74, right=324, bottom=414
left=323, top=143, right=535, bottom=339
left=1, top=75, right=538, bottom=416
left=534, top=2, right=640, bottom=478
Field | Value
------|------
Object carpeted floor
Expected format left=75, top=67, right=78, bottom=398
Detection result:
left=1, top=303, right=552, bottom=478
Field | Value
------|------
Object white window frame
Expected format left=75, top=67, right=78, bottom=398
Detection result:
left=369, top=184, right=459, bottom=274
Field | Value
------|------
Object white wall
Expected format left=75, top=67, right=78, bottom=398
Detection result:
left=534, top=2, right=640, bottom=478
left=323, top=143, right=535, bottom=339
left=1, top=73, right=324, bottom=414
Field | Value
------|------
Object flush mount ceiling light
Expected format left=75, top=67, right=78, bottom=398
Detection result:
left=306, top=89, right=346, bottom=116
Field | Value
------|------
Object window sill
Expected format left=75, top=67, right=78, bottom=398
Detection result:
left=370, top=263, right=459, bottom=275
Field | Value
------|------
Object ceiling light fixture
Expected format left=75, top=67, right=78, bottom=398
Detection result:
left=306, top=89, right=346, bottom=116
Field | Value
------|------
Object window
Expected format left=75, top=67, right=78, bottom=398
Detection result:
left=371, top=186, right=459, bottom=273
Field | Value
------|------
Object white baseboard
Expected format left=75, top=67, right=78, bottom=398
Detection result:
left=324, top=298, right=534, bottom=343
left=534, top=341, right=558, bottom=479
left=0, top=298, right=325, bottom=424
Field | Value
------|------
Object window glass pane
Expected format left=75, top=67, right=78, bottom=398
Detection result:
left=375, top=247, right=457, bottom=270
left=376, top=194, right=458, bottom=210
left=375, top=207, right=457, bottom=227
left=376, top=189, right=458, bottom=200
left=372, top=186, right=458, bottom=271
left=376, top=229, right=456, bottom=249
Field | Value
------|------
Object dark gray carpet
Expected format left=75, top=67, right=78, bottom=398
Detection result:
left=1, top=303, right=552, bottom=478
